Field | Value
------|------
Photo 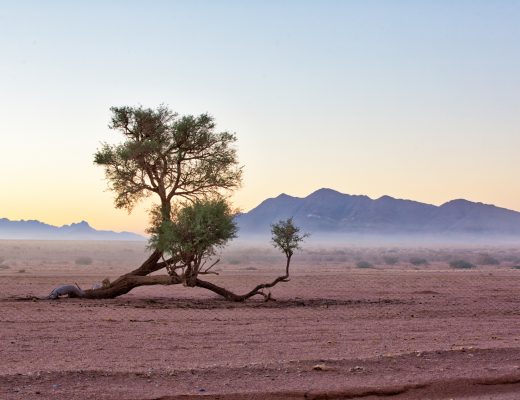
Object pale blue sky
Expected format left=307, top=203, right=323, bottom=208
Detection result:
left=1, top=1, right=519, bottom=233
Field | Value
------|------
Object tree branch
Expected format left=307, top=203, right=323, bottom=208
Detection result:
left=195, top=267, right=290, bottom=302
left=83, top=274, right=182, bottom=299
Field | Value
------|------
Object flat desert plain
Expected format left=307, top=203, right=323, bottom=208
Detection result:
left=2, top=241, right=520, bottom=399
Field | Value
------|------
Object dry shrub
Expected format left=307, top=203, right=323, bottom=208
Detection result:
left=450, top=260, right=475, bottom=269
left=409, top=257, right=428, bottom=266
left=75, top=256, right=93, bottom=266
left=383, top=256, right=399, bottom=265
left=356, top=260, right=373, bottom=269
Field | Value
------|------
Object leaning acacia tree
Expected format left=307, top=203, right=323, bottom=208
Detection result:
left=50, top=105, right=306, bottom=300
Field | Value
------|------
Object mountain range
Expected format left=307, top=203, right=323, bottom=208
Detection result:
left=2, top=188, right=520, bottom=240
left=236, top=188, right=520, bottom=237
left=0, top=219, right=144, bottom=241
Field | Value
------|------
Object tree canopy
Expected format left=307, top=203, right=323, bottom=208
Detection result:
left=94, top=105, right=242, bottom=219
left=149, top=198, right=237, bottom=286
left=271, top=218, right=308, bottom=258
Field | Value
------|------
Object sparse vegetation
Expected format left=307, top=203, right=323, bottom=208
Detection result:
left=477, top=254, right=500, bottom=266
left=356, top=260, right=373, bottom=269
left=0, top=265, right=10, bottom=270
left=383, top=256, right=399, bottom=265
left=75, top=256, right=93, bottom=266
left=449, top=260, right=475, bottom=269
left=409, top=257, right=428, bottom=266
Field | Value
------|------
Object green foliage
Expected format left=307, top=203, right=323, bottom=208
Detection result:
left=94, top=105, right=242, bottom=215
left=271, top=218, right=308, bottom=258
left=449, top=259, right=475, bottom=269
left=356, top=260, right=373, bottom=269
left=149, top=198, right=237, bottom=268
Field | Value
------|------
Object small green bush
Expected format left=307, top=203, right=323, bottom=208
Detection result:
left=409, top=257, right=428, bottom=266
left=75, top=256, right=93, bottom=266
left=450, top=260, right=475, bottom=269
left=511, top=265, right=520, bottom=270
left=356, top=260, right=373, bottom=269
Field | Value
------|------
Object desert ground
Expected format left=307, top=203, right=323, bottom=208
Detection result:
left=2, top=240, right=520, bottom=399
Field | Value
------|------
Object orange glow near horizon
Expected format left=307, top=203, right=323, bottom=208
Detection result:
left=1, top=2, right=519, bottom=234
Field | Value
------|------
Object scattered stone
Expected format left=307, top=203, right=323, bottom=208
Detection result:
left=312, top=363, right=333, bottom=371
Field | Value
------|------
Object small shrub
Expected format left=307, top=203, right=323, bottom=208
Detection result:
left=17, top=269, right=26, bottom=273
left=409, top=257, right=428, bottom=266
left=477, top=254, right=500, bottom=266
left=244, top=266, right=258, bottom=271
left=383, top=256, right=399, bottom=265
left=356, top=260, right=373, bottom=269
left=75, top=256, right=93, bottom=266
left=0, top=265, right=10, bottom=270
left=450, top=260, right=475, bottom=269
left=511, top=265, right=520, bottom=270
left=228, top=258, right=241, bottom=265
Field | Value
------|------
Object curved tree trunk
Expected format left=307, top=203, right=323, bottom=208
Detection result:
left=125, top=250, right=164, bottom=276
left=83, top=274, right=181, bottom=299
left=47, top=251, right=292, bottom=301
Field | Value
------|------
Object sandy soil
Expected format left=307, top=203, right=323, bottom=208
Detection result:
left=2, top=242, right=520, bottom=399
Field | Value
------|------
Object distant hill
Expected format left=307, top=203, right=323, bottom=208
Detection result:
left=4, top=189, right=520, bottom=241
left=0, top=219, right=145, bottom=241
left=236, top=188, right=520, bottom=237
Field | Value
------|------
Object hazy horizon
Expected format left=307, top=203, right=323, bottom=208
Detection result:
left=0, top=188, right=520, bottom=236
left=1, top=1, right=519, bottom=234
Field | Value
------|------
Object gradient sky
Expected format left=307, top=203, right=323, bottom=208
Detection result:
left=1, top=0, right=519, bottom=234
